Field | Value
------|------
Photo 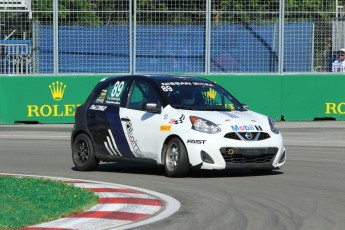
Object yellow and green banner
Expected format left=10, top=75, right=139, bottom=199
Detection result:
left=0, top=74, right=344, bottom=124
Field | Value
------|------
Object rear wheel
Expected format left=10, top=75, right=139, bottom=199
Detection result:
left=72, top=133, right=99, bottom=171
left=164, top=137, right=190, bottom=177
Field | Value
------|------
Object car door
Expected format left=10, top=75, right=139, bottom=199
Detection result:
left=120, top=79, right=163, bottom=160
left=88, top=78, right=135, bottom=158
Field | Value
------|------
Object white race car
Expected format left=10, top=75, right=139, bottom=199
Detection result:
left=72, top=74, right=286, bottom=177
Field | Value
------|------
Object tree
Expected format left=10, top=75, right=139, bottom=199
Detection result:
left=32, top=0, right=101, bottom=26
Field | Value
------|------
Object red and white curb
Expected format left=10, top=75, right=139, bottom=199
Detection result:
left=0, top=173, right=180, bottom=230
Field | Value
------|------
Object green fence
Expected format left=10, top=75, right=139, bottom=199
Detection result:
left=0, top=74, right=344, bottom=124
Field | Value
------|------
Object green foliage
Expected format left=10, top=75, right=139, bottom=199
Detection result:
left=0, top=176, right=98, bottom=229
left=32, top=0, right=101, bottom=26
left=217, top=0, right=336, bottom=23
left=8, top=0, right=337, bottom=26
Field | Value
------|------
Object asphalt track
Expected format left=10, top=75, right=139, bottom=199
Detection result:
left=0, top=121, right=345, bottom=230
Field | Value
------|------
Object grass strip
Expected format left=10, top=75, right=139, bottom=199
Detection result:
left=0, top=176, right=99, bottom=229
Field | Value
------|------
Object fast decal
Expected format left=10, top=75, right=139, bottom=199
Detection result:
left=231, top=124, right=262, bottom=132
left=219, top=111, right=239, bottom=119
left=125, top=120, right=143, bottom=158
left=106, top=110, right=134, bottom=157
left=160, top=125, right=172, bottom=132
left=169, top=114, right=185, bottom=124
left=95, top=89, right=107, bottom=104
left=104, top=129, right=122, bottom=156
left=89, top=104, right=107, bottom=111
left=105, top=81, right=125, bottom=105
left=187, top=139, right=206, bottom=144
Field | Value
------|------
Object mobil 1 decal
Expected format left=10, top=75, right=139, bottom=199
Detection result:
left=231, top=124, right=262, bottom=131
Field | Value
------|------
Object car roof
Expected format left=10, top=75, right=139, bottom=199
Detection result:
left=101, top=74, right=211, bottom=83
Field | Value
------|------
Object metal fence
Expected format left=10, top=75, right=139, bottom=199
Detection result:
left=0, top=0, right=342, bottom=75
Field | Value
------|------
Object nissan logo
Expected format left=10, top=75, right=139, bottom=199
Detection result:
left=245, top=132, right=253, bottom=140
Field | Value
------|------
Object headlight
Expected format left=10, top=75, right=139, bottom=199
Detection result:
left=268, top=117, right=279, bottom=134
left=190, top=116, right=221, bottom=134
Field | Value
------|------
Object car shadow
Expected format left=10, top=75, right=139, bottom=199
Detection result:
left=72, top=163, right=284, bottom=178
left=189, top=169, right=284, bottom=178
left=72, top=162, right=165, bottom=176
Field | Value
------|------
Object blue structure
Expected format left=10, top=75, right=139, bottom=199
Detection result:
left=0, top=40, right=31, bottom=74
left=36, top=23, right=314, bottom=74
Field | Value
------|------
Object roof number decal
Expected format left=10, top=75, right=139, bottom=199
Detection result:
left=161, top=85, right=173, bottom=92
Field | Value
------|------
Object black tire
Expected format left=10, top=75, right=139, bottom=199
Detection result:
left=164, top=137, right=190, bottom=177
left=72, top=133, right=99, bottom=171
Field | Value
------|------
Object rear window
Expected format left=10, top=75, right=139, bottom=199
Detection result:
left=93, top=80, right=129, bottom=106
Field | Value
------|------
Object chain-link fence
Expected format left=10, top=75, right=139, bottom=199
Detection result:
left=0, top=0, right=342, bottom=75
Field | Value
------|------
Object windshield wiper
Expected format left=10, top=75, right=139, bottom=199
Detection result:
left=171, top=105, right=196, bottom=110
left=205, top=108, right=231, bottom=111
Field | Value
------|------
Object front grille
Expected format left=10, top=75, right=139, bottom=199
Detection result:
left=224, top=132, right=271, bottom=141
left=224, top=132, right=240, bottom=140
left=220, top=147, right=278, bottom=163
left=257, top=132, right=270, bottom=140
left=238, top=132, right=259, bottom=140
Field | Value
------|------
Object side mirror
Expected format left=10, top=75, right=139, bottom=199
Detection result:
left=144, top=103, right=161, bottom=114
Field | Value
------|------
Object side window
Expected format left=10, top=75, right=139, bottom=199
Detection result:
left=213, top=88, right=223, bottom=105
left=104, top=80, right=129, bottom=106
left=128, top=80, right=159, bottom=110
left=224, top=97, right=235, bottom=110
left=94, top=87, right=109, bottom=104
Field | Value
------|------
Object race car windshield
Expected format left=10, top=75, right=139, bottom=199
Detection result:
left=159, top=80, right=244, bottom=111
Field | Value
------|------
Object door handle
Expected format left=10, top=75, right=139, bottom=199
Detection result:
left=120, top=118, right=130, bottom=122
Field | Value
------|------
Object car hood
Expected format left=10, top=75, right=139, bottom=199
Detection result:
left=180, top=109, right=271, bottom=133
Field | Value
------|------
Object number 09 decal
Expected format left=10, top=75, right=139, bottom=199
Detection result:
left=111, top=81, right=125, bottom=97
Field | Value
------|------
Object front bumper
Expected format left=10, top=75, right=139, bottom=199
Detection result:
left=220, top=147, right=286, bottom=169
left=184, top=131, right=286, bottom=170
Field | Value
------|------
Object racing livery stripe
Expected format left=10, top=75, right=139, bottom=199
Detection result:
left=106, top=110, right=134, bottom=157
left=104, top=129, right=121, bottom=156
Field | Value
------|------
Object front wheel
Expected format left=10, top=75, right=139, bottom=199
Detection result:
left=72, top=133, right=99, bottom=171
left=164, top=137, right=190, bottom=177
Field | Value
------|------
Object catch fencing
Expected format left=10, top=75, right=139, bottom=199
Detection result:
left=0, top=0, right=342, bottom=75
